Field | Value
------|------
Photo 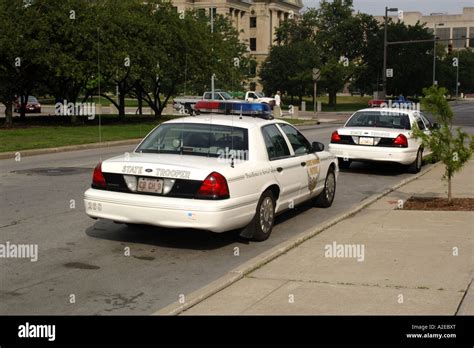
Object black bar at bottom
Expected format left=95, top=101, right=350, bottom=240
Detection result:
left=0, top=315, right=472, bottom=346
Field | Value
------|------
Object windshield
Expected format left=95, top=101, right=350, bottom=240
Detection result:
left=346, top=111, right=411, bottom=130
left=28, top=96, right=38, bottom=103
left=136, top=123, right=249, bottom=158
left=220, top=92, right=233, bottom=100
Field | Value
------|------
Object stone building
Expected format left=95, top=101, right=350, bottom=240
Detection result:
left=377, top=7, right=474, bottom=49
left=172, top=0, right=303, bottom=89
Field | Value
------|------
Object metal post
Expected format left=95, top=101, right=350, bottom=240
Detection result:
left=313, top=82, right=316, bottom=113
left=382, top=7, right=388, bottom=98
left=433, top=23, right=444, bottom=86
left=433, top=24, right=437, bottom=86
left=456, top=51, right=460, bottom=98
left=211, top=1, right=214, bottom=99
left=211, top=74, right=215, bottom=98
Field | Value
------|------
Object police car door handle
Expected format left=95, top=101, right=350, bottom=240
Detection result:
left=300, top=162, right=306, bottom=167
left=276, top=167, right=283, bottom=173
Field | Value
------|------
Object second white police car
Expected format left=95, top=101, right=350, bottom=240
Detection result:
left=329, top=108, right=434, bottom=173
left=84, top=101, right=338, bottom=241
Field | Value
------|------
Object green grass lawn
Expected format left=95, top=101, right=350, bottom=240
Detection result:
left=0, top=115, right=315, bottom=153
left=0, top=122, right=161, bottom=153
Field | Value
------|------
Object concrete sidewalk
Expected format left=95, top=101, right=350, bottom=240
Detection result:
left=182, top=161, right=474, bottom=315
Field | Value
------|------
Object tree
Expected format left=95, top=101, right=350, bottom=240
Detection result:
left=437, top=48, right=474, bottom=95
left=412, top=86, right=474, bottom=203
left=259, top=40, right=319, bottom=104
left=353, top=20, right=433, bottom=97
left=0, top=0, right=49, bottom=121
left=266, top=1, right=378, bottom=107
left=313, top=1, right=378, bottom=106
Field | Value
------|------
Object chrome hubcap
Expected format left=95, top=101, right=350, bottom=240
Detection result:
left=325, top=173, right=335, bottom=201
left=259, top=197, right=274, bottom=234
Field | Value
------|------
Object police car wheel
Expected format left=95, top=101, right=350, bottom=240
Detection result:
left=315, top=168, right=336, bottom=208
left=407, top=148, right=423, bottom=174
left=252, top=190, right=276, bottom=242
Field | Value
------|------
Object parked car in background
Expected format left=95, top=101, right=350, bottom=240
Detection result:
left=173, top=90, right=236, bottom=115
left=14, top=96, right=42, bottom=113
left=244, top=91, right=276, bottom=109
left=329, top=108, right=434, bottom=173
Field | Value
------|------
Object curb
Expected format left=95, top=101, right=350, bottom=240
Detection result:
left=0, top=139, right=141, bottom=160
left=153, top=162, right=441, bottom=315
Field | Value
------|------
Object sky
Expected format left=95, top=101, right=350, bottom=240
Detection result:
left=302, top=0, right=474, bottom=16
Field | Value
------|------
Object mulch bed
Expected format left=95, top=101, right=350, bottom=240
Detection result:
left=401, top=197, right=474, bottom=211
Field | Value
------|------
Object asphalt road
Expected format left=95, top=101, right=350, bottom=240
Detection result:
left=1, top=107, right=472, bottom=315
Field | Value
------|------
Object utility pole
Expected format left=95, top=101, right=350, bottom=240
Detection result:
left=382, top=7, right=398, bottom=98
left=455, top=51, right=460, bottom=99
left=211, top=1, right=215, bottom=99
left=433, top=23, right=444, bottom=86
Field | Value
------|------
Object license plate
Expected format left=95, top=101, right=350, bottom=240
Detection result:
left=137, top=178, right=163, bottom=193
left=359, top=137, right=374, bottom=146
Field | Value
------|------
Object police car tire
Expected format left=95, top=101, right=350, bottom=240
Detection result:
left=315, top=168, right=336, bottom=208
left=252, top=190, right=276, bottom=242
left=407, top=148, right=423, bottom=174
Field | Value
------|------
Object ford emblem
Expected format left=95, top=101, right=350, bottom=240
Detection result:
left=145, top=168, right=153, bottom=173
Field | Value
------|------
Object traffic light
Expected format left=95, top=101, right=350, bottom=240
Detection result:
left=448, top=44, right=453, bottom=55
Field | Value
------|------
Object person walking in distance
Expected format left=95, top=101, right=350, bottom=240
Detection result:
left=274, top=91, right=282, bottom=118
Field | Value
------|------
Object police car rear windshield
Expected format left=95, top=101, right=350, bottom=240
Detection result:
left=346, top=111, right=411, bottom=130
left=137, top=123, right=249, bottom=158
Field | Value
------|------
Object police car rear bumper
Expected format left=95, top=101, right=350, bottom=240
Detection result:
left=84, top=188, right=256, bottom=233
left=329, top=144, right=417, bottom=165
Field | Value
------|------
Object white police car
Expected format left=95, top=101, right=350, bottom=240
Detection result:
left=84, top=101, right=338, bottom=241
left=328, top=108, right=434, bottom=173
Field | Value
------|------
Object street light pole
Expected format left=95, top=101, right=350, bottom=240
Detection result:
left=433, top=23, right=444, bottom=86
left=382, top=7, right=398, bottom=99
left=455, top=50, right=460, bottom=98
left=211, top=1, right=215, bottom=99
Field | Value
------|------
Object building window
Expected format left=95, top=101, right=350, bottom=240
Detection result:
left=250, top=38, right=257, bottom=51
left=453, top=27, right=467, bottom=48
left=250, top=17, right=257, bottom=28
left=469, top=27, right=474, bottom=48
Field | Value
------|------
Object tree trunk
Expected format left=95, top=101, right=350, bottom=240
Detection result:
left=119, top=92, right=125, bottom=121
left=138, top=93, right=143, bottom=116
left=329, top=91, right=337, bottom=109
left=19, top=95, right=27, bottom=121
left=447, top=175, right=452, bottom=204
left=4, top=101, right=13, bottom=128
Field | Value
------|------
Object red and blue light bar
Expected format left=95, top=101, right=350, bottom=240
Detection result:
left=194, top=101, right=273, bottom=119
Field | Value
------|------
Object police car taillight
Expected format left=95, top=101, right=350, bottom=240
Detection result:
left=92, top=162, right=107, bottom=188
left=393, top=134, right=408, bottom=147
left=196, top=172, right=229, bottom=199
left=331, top=131, right=342, bottom=143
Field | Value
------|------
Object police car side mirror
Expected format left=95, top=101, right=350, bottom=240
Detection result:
left=312, top=141, right=324, bottom=152
left=431, top=123, right=440, bottom=130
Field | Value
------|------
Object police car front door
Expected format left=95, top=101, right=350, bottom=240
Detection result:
left=261, top=124, right=310, bottom=209
left=277, top=123, right=321, bottom=199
